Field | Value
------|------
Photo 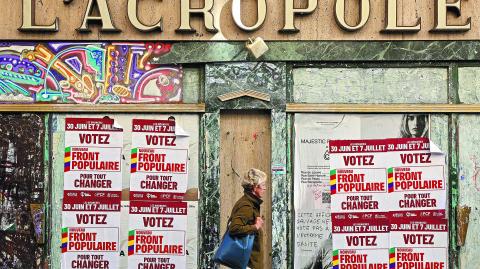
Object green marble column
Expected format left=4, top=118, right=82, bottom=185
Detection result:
left=49, top=114, right=66, bottom=269
left=271, top=110, right=289, bottom=268
left=199, top=112, right=221, bottom=268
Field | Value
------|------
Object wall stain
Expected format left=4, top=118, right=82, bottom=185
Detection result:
left=469, top=156, right=480, bottom=191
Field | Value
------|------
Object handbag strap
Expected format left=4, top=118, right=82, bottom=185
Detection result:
left=226, top=218, right=231, bottom=230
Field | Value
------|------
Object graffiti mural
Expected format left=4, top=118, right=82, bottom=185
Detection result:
left=0, top=114, right=46, bottom=268
left=0, top=42, right=182, bottom=103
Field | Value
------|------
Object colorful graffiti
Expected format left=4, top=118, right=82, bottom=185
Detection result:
left=0, top=42, right=182, bottom=103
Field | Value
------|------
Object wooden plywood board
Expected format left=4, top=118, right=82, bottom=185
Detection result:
left=1, top=0, right=479, bottom=40
left=220, top=111, right=272, bottom=269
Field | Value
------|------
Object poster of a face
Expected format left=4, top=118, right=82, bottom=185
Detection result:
left=399, top=114, right=429, bottom=138
left=293, top=114, right=430, bottom=269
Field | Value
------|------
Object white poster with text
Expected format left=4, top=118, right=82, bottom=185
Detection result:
left=293, top=114, right=430, bottom=269
left=130, top=119, right=189, bottom=201
left=128, top=200, right=187, bottom=269
left=62, top=117, right=123, bottom=269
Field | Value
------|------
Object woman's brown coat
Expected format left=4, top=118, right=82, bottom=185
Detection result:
left=229, top=192, right=263, bottom=269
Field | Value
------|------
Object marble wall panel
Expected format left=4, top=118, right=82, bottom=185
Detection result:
left=205, top=62, right=286, bottom=112
left=459, top=68, right=480, bottom=104
left=457, top=115, right=480, bottom=268
left=293, top=68, right=448, bottom=104
left=153, top=41, right=480, bottom=64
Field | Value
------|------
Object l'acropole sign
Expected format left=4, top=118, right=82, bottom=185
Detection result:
left=3, top=0, right=476, bottom=40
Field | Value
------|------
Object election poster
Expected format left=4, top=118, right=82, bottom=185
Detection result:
left=331, top=213, right=390, bottom=269
left=130, top=119, right=189, bottom=201
left=128, top=118, right=190, bottom=269
left=329, top=139, right=390, bottom=269
left=329, top=137, right=448, bottom=269
left=61, top=194, right=121, bottom=268
left=294, top=114, right=430, bottom=269
left=329, top=139, right=389, bottom=215
left=128, top=200, right=187, bottom=268
left=389, top=211, right=448, bottom=269
left=385, top=138, right=446, bottom=215
left=118, top=201, right=197, bottom=269
left=62, top=117, right=123, bottom=268
left=386, top=138, right=448, bottom=269
left=63, top=117, right=124, bottom=196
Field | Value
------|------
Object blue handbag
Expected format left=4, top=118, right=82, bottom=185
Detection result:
left=213, top=223, right=255, bottom=269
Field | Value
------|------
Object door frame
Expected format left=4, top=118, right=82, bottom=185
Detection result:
left=200, top=62, right=289, bottom=268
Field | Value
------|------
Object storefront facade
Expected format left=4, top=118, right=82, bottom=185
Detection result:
left=1, top=0, right=479, bottom=268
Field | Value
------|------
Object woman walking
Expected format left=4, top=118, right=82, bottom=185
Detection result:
left=229, top=168, right=267, bottom=269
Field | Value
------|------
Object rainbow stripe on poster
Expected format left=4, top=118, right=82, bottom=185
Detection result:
left=330, top=169, right=337, bottom=195
left=64, top=147, right=71, bottom=172
left=389, top=248, right=396, bottom=268
left=131, top=148, right=138, bottom=173
left=388, top=167, right=394, bottom=193
left=61, top=227, right=68, bottom=253
left=332, top=249, right=339, bottom=269
left=128, top=230, right=135, bottom=256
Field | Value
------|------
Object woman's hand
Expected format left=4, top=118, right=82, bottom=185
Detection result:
left=254, top=217, right=264, bottom=230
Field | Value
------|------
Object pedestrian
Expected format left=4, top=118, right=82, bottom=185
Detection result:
left=229, top=168, right=267, bottom=269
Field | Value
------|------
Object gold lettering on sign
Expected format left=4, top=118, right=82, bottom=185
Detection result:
left=14, top=0, right=477, bottom=36
left=78, top=0, right=120, bottom=32
left=127, top=0, right=163, bottom=32
left=432, top=0, right=471, bottom=32
left=280, top=0, right=317, bottom=33
left=383, top=0, right=421, bottom=32
left=18, top=0, right=58, bottom=32
left=334, top=0, right=370, bottom=31
left=232, top=0, right=267, bottom=31
left=176, top=0, right=217, bottom=33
